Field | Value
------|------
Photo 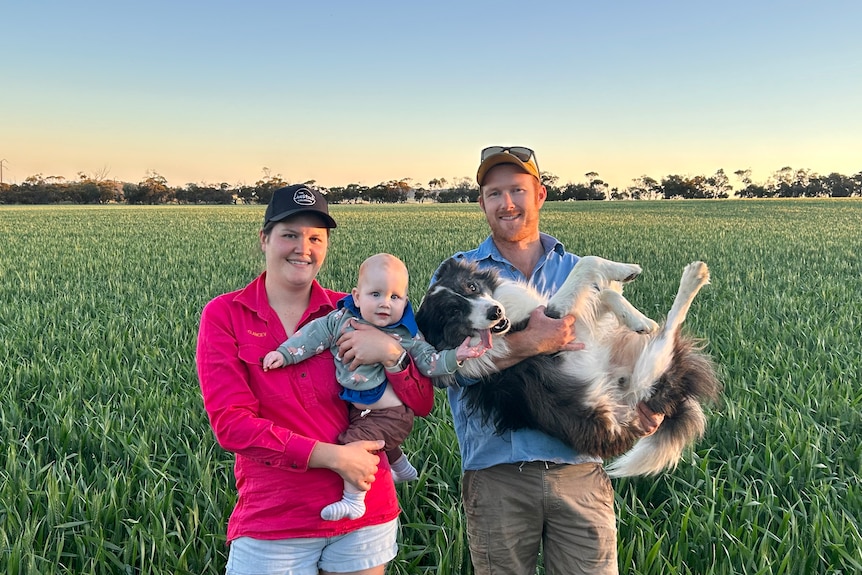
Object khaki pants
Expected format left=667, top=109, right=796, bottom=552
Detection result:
left=462, top=461, right=618, bottom=575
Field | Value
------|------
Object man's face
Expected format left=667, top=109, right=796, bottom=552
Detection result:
left=478, top=164, right=546, bottom=244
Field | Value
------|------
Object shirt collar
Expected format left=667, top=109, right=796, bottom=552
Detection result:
left=474, top=233, right=566, bottom=269
left=234, top=272, right=338, bottom=322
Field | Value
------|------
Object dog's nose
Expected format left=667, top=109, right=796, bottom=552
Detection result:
left=487, top=305, right=502, bottom=321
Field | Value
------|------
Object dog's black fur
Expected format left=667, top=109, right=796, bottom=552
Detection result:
left=416, top=257, right=721, bottom=477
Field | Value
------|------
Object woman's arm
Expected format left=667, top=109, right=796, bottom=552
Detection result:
left=197, top=299, right=318, bottom=470
left=309, top=440, right=385, bottom=490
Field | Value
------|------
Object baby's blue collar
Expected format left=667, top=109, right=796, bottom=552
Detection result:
left=339, top=295, right=419, bottom=336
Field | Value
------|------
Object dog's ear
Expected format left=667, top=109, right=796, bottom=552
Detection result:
left=478, top=266, right=500, bottom=289
left=436, top=257, right=461, bottom=279
left=415, top=291, right=446, bottom=349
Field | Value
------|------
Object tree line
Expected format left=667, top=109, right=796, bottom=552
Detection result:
left=1, top=165, right=860, bottom=205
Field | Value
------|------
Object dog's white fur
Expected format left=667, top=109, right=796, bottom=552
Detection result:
left=425, top=256, right=716, bottom=477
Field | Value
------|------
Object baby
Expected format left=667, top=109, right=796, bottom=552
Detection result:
left=263, top=253, right=487, bottom=521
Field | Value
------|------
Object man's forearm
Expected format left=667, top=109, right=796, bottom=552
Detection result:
left=490, top=330, right=537, bottom=370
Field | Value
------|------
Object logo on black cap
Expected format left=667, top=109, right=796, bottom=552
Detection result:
left=264, top=184, right=337, bottom=228
left=294, top=188, right=316, bottom=206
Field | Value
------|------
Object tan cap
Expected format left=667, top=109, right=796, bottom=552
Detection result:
left=476, top=146, right=540, bottom=185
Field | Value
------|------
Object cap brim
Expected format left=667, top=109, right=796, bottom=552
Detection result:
left=476, top=153, right=540, bottom=185
left=267, top=208, right=337, bottom=228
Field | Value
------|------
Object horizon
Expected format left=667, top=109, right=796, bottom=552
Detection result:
left=3, top=163, right=859, bottom=193
left=2, top=2, right=860, bottom=190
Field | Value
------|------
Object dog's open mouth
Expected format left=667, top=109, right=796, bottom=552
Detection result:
left=492, top=318, right=510, bottom=334
left=477, top=318, right=509, bottom=348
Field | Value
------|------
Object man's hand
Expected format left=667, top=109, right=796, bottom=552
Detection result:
left=491, top=306, right=584, bottom=370
left=636, top=402, right=664, bottom=436
left=525, top=306, right=585, bottom=354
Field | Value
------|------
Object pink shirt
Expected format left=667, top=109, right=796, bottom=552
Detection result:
left=196, top=272, right=434, bottom=541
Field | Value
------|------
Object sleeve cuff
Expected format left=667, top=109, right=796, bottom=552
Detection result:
left=274, top=435, right=317, bottom=472
left=384, top=350, right=409, bottom=373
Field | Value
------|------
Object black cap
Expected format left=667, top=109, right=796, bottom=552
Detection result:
left=264, top=184, right=337, bottom=228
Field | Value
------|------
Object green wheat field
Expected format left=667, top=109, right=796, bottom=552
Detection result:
left=1, top=200, right=860, bottom=574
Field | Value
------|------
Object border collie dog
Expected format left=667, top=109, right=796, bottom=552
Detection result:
left=415, top=256, right=720, bottom=477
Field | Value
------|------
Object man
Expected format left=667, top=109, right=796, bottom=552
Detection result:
left=433, top=146, right=664, bottom=575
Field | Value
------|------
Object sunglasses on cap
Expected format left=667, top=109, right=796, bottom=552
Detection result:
left=480, top=146, right=539, bottom=170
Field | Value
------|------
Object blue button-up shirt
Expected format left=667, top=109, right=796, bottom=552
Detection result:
left=433, top=234, right=601, bottom=471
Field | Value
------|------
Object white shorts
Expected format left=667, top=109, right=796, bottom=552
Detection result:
left=225, top=519, right=398, bottom=575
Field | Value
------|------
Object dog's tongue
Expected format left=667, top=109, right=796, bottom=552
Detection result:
left=480, top=329, right=493, bottom=348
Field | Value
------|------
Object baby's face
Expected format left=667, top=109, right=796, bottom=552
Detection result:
left=352, top=262, right=409, bottom=328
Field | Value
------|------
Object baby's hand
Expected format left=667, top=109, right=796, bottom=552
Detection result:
left=455, top=337, right=490, bottom=362
left=262, top=351, right=284, bottom=371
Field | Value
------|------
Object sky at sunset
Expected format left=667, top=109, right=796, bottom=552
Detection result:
left=2, top=1, right=860, bottom=191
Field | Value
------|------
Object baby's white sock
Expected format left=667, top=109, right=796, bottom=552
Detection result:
left=390, top=453, right=419, bottom=482
left=321, top=490, right=366, bottom=521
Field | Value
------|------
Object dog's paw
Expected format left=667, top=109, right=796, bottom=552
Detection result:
left=633, top=317, right=659, bottom=334
left=621, top=266, right=642, bottom=283
left=612, top=261, right=642, bottom=283
left=683, top=261, right=710, bottom=287
left=585, top=256, right=642, bottom=283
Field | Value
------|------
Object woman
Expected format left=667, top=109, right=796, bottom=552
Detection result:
left=197, top=184, right=434, bottom=575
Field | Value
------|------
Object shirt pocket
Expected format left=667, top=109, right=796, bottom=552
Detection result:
left=238, top=343, right=270, bottom=371
left=238, top=343, right=332, bottom=410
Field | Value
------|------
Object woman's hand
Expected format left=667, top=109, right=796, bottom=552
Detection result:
left=337, top=318, right=404, bottom=371
left=309, top=439, right=385, bottom=491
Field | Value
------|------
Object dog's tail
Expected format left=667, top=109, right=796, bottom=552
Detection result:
left=607, top=335, right=721, bottom=478
left=604, top=398, right=706, bottom=477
